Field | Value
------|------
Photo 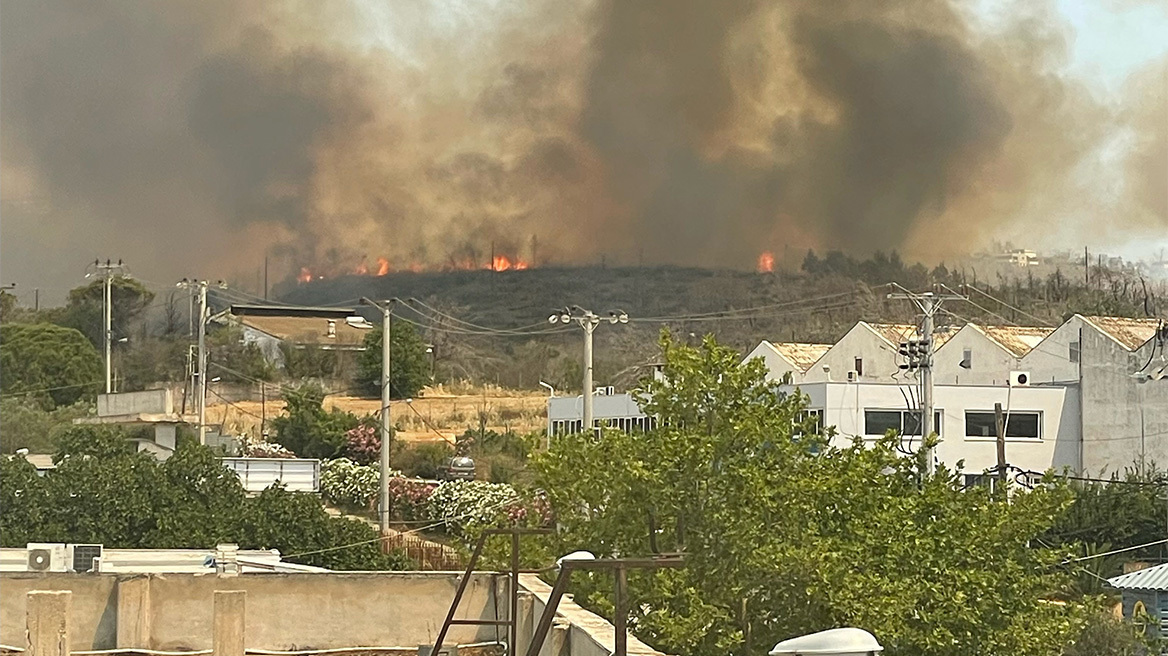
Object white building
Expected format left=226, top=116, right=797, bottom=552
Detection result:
left=1022, top=315, right=1167, bottom=474
left=743, top=341, right=830, bottom=383
left=791, top=380, right=1081, bottom=481
left=933, top=324, right=1053, bottom=386
left=547, top=392, right=653, bottom=436
left=798, top=321, right=957, bottom=384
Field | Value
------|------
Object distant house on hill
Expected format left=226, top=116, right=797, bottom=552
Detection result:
left=219, top=304, right=370, bottom=368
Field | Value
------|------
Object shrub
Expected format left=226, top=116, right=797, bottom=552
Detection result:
left=343, top=424, right=381, bottom=465
left=394, top=442, right=454, bottom=479
left=320, top=458, right=381, bottom=510
left=426, top=480, right=519, bottom=537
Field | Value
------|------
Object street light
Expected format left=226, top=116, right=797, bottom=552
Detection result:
left=769, top=628, right=883, bottom=656
left=547, top=306, right=630, bottom=434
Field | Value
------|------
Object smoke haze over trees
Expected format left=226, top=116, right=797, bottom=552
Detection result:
left=1, top=0, right=1164, bottom=296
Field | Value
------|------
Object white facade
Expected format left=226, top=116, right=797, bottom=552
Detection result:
left=547, top=392, right=652, bottom=435
left=790, top=381, right=1082, bottom=477
left=744, top=341, right=830, bottom=383
left=933, top=324, right=1052, bottom=386
left=802, top=322, right=920, bottom=383
left=1021, top=315, right=1167, bottom=474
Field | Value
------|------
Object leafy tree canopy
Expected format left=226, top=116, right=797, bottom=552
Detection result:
left=0, top=322, right=102, bottom=407
left=270, top=382, right=363, bottom=459
left=529, top=332, right=1093, bottom=656
left=0, top=425, right=407, bottom=571
left=61, top=276, right=155, bottom=347
left=356, top=318, right=429, bottom=399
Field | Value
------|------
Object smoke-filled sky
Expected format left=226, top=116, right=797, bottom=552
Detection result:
left=1, top=0, right=1165, bottom=301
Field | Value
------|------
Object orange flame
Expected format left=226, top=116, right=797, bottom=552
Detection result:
left=298, top=267, right=313, bottom=283
left=491, top=255, right=513, bottom=271
left=514, top=260, right=529, bottom=270
left=757, top=251, right=775, bottom=273
left=354, top=259, right=369, bottom=275
left=376, top=257, right=391, bottom=276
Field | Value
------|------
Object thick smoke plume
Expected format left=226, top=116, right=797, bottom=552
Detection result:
left=1, top=0, right=1162, bottom=288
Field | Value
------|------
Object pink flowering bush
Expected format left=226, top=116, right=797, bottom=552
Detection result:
left=388, top=476, right=436, bottom=521
left=343, top=424, right=380, bottom=465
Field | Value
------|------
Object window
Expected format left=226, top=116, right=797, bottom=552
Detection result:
left=1069, top=341, right=1080, bottom=363
left=854, top=357, right=863, bottom=376
left=960, top=348, right=972, bottom=369
left=964, top=411, right=1041, bottom=439
left=864, top=409, right=942, bottom=437
left=794, top=409, right=823, bottom=435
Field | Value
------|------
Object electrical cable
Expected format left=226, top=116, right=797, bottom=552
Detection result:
left=963, top=284, right=1055, bottom=327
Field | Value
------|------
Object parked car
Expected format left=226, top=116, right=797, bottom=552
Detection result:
left=437, top=456, right=476, bottom=481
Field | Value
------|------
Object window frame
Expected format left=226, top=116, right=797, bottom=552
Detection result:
left=863, top=408, right=943, bottom=438
left=963, top=410, right=1043, bottom=441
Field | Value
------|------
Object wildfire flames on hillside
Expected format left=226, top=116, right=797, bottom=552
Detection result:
left=2, top=2, right=1164, bottom=290
left=297, top=253, right=531, bottom=283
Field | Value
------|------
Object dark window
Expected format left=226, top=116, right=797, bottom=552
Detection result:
left=964, top=411, right=1041, bottom=439
left=1069, top=341, right=1080, bottom=363
left=865, top=410, right=901, bottom=436
left=961, top=348, right=972, bottom=369
left=865, top=409, right=942, bottom=436
left=854, top=357, right=863, bottom=376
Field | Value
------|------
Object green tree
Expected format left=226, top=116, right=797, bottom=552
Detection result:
left=270, top=383, right=361, bottom=459
left=355, top=319, right=429, bottom=399
left=0, top=289, right=17, bottom=322
left=0, top=397, right=93, bottom=453
left=0, top=323, right=102, bottom=407
left=530, top=332, right=1086, bottom=656
left=1, top=425, right=407, bottom=570
left=1044, top=466, right=1167, bottom=590
left=62, top=276, right=155, bottom=347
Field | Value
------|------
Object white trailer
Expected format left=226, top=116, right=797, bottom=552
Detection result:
left=220, top=457, right=320, bottom=494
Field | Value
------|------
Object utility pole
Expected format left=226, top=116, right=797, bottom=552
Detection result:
left=178, top=279, right=224, bottom=445
left=994, top=402, right=1007, bottom=487
left=548, top=307, right=629, bottom=434
left=90, top=260, right=126, bottom=394
left=889, top=286, right=964, bottom=476
left=361, top=297, right=395, bottom=534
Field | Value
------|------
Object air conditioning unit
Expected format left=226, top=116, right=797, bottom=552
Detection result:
left=68, top=544, right=104, bottom=573
left=846, top=370, right=859, bottom=383
left=1009, top=371, right=1031, bottom=387
left=26, top=543, right=68, bottom=573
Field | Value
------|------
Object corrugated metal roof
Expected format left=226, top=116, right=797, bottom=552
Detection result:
left=1083, top=316, right=1163, bottom=351
left=1108, top=562, right=1168, bottom=591
left=977, top=325, right=1055, bottom=357
left=770, top=342, right=831, bottom=372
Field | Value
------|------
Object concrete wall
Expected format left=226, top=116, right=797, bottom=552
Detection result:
left=933, top=326, right=1021, bottom=386
left=2, top=572, right=672, bottom=656
left=1, top=572, right=503, bottom=651
left=1023, top=317, right=1168, bottom=475
left=98, top=390, right=173, bottom=417
left=0, top=574, right=120, bottom=648
left=793, top=382, right=1080, bottom=475
left=802, top=324, right=900, bottom=384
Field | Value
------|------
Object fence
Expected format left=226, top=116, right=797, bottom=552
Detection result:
left=382, top=530, right=463, bottom=571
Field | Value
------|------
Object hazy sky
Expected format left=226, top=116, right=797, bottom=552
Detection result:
left=1, top=0, right=1165, bottom=305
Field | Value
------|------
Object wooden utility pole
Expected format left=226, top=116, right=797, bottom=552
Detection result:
left=995, top=402, right=1007, bottom=486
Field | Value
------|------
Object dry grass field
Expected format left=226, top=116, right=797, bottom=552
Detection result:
left=205, top=382, right=548, bottom=442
